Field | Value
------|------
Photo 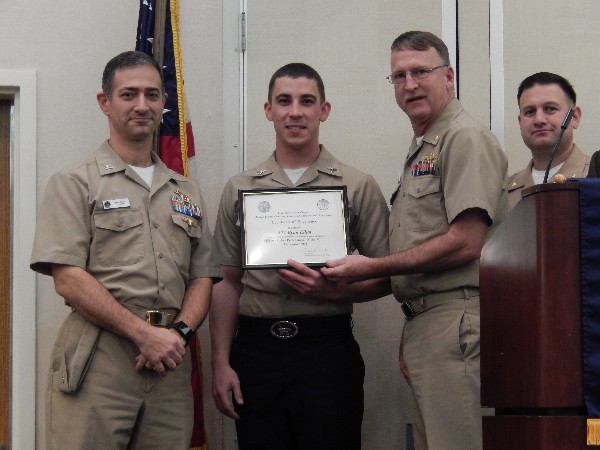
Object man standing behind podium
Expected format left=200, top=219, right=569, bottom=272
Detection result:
left=322, top=31, right=507, bottom=450
left=508, top=72, right=590, bottom=209
left=209, top=63, right=390, bottom=449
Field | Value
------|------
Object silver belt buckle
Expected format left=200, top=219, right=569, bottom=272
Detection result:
left=270, top=320, right=299, bottom=339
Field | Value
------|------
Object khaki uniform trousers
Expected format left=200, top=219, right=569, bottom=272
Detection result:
left=402, top=296, right=482, bottom=450
left=46, top=326, right=193, bottom=450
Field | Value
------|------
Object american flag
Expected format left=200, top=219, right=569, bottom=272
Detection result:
left=136, top=0, right=196, bottom=176
left=136, top=2, right=206, bottom=449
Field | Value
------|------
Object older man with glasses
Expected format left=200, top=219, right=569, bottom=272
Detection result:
left=323, top=31, right=508, bottom=450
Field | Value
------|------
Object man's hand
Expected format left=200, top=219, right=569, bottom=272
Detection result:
left=211, top=360, right=243, bottom=420
left=210, top=265, right=244, bottom=419
left=134, top=326, right=186, bottom=376
left=320, top=254, right=376, bottom=283
left=277, top=259, right=348, bottom=298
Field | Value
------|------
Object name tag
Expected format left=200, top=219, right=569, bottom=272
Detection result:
left=102, top=198, right=130, bottom=210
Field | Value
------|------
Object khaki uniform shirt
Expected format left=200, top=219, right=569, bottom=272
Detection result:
left=389, top=99, right=508, bottom=301
left=507, top=143, right=590, bottom=209
left=214, top=145, right=390, bottom=317
left=30, top=141, right=220, bottom=311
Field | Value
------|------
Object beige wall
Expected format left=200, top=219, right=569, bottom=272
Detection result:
left=503, top=0, right=600, bottom=174
left=2, top=0, right=599, bottom=449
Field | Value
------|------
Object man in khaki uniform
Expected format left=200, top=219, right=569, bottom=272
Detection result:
left=209, top=63, right=390, bottom=449
left=508, top=72, right=590, bottom=209
left=323, top=31, right=507, bottom=450
left=30, top=51, right=219, bottom=450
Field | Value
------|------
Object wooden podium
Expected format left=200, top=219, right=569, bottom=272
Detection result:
left=480, top=182, right=590, bottom=449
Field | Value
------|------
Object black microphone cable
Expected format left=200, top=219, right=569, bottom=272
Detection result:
left=543, top=108, right=575, bottom=183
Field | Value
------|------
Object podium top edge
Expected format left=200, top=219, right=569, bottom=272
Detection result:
left=522, top=181, right=579, bottom=199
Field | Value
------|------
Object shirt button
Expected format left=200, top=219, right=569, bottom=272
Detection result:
left=153, top=222, right=159, bottom=228
left=158, top=253, right=164, bottom=259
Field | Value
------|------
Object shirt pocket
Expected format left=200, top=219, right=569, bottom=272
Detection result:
left=169, top=213, right=202, bottom=270
left=93, top=209, right=144, bottom=267
left=405, top=175, right=443, bottom=232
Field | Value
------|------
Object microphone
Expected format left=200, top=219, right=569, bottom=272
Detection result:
left=543, top=108, right=574, bottom=183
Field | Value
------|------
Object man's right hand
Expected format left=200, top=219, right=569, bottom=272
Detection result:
left=211, top=361, right=244, bottom=420
left=321, top=254, right=376, bottom=283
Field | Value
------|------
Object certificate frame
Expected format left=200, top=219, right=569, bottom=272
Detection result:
left=239, top=186, right=350, bottom=269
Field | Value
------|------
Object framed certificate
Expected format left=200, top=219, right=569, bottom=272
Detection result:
left=239, top=186, right=350, bottom=269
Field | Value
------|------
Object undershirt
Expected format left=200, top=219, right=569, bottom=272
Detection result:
left=129, top=164, right=155, bottom=188
left=284, top=167, right=308, bottom=185
left=532, top=162, right=564, bottom=185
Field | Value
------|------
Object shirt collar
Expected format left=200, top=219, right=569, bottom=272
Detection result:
left=249, top=145, right=342, bottom=185
left=95, top=140, right=187, bottom=182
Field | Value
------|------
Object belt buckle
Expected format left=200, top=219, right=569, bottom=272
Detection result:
left=145, top=310, right=172, bottom=327
left=401, top=302, right=417, bottom=321
left=270, top=320, right=298, bottom=339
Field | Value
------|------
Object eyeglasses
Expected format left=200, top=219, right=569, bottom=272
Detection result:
left=386, top=64, right=449, bottom=85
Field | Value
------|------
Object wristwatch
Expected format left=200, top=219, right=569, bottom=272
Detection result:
left=169, top=321, right=194, bottom=347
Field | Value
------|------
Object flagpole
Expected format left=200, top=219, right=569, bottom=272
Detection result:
left=153, top=0, right=167, bottom=67
left=152, top=0, right=167, bottom=153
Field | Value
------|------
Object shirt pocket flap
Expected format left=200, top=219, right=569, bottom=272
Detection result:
left=94, top=209, right=143, bottom=232
left=406, top=176, right=441, bottom=199
left=170, top=213, right=202, bottom=238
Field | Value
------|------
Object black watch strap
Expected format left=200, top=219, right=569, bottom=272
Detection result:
left=170, top=321, right=194, bottom=347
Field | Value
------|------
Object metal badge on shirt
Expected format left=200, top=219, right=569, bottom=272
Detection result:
left=171, top=190, right=202, bottom=220
left=411, top=153, right=438, bottom=176
left=102, top=198, right=131, bottom=209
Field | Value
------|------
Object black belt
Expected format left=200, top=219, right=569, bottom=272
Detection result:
left=400, top=287, right=479, bottom=321
left=237, top=314, right=353, bottom=340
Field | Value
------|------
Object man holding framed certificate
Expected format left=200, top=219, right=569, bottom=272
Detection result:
left=209, top=63, right=390, bottom=449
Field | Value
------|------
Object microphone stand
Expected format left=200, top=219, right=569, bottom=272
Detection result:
left=543, top=108, right=575, bottom=183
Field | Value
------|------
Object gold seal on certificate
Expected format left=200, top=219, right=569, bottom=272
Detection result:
left=239, top=186, right=350, bottom=269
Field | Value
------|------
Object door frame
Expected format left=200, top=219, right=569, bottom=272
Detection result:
left=0, top=98, right=11, bottom=450
left=0, top=69, right=37, bottom=450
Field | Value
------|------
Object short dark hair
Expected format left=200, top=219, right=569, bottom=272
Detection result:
left=102, top=51, right=164, bottom=99
left=268, top=63, right=326, bottom=103
left=517, top=72, right=576, bottom=106
left=390, top=31, right=450, bottom=65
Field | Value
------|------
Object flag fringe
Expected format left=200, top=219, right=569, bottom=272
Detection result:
left=170, top=0, right=189, bottom=177
left=588, top=418, right=600, bottom=445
